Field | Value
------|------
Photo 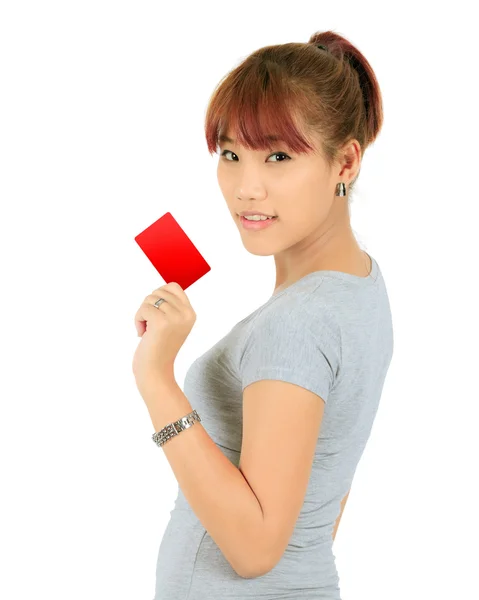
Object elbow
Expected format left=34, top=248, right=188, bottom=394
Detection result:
left=236, top=560, right=274, bottom=580
left=235, top=536, right=277, bottom=579
left=231, top=500, right=278, bottom=578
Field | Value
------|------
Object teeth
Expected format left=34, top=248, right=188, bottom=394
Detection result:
left=243, top=215, right=274, bottom=221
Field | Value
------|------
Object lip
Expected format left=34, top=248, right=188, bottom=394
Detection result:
left=238, top=210, right=276, bottom=217
left=239, top=214, right=278, bottom=230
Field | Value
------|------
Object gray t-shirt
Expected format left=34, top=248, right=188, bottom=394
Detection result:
left=153, top=254, right=394, bottom=600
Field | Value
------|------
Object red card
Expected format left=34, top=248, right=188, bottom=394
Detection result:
left=134, top=212, right=211, bottom=290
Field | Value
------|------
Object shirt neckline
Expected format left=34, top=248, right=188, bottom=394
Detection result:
left=271, top=252, right=379, bottom=298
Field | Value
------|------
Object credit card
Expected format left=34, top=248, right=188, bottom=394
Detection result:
left=134, top=212, right=211, bottom=290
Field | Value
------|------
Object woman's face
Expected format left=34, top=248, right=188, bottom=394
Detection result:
left=216, top=129, right=359, bottom=259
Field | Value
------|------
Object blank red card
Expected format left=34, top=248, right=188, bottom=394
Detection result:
left=134, top=212, right=211, bottom=290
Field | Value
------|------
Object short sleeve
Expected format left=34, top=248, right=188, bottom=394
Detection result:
left=239, top=303, right=341, bottom=403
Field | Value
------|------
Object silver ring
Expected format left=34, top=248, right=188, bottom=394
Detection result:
left=154, top=298, right=167, bottom=309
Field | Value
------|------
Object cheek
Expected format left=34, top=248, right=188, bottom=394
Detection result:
left=276, top=199, right=329, bottom=237
left=216, top=168, right=233, bottom=197
left=288, top=212, right=317, bottom=231
left=276, top=188, right=323, bottom=221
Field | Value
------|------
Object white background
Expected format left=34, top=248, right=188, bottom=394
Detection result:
left=1, top=1, right=478, bottom=599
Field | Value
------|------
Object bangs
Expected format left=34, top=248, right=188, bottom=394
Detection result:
left=205, top=59, right=319, bottom=156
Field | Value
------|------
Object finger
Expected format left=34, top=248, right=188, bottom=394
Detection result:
left=134, top=303, right=150, bottom=336
left=146, top=290, right=182, bottom=312
left=134, top=300, right=171, bottom=337
left=153, top=284, right=196, bottom=319
left=152, top=282, right=189, bottom=306
left=148, top=292, right=196, bottom=325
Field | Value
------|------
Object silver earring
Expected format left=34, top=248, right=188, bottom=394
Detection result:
left=335, top=182, right=347, bottom=196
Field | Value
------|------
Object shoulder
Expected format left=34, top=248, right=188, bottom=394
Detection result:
left=242, top=281, right=342, bottom=355
left=239, top=283, right=342, bottom=403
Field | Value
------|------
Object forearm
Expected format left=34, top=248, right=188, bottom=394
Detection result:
left=144, top=377, right=266, bottom=578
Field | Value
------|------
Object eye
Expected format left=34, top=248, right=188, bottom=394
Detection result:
left=220, top=150, right=238, bottom=161
left=220, top=150, right=291, bottom=162
left=267, top=152, right=291, bottom=163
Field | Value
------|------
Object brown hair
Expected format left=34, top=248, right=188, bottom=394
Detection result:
left=204, top=30, right=384, bottom=196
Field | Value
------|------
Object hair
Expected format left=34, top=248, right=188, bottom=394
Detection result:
left=203, top=30, right=384, bottom=199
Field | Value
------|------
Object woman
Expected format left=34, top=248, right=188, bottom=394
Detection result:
left=142, top=29, right=394, bottom=600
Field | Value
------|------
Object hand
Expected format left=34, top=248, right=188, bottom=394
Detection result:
left=132, top=282, right=197, bottom=394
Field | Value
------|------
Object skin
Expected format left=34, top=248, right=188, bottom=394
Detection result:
left=217, top=128, right=372, bottom=296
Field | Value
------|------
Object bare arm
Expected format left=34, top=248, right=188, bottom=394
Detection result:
left=144, top=378, right=266, bottom=578
left=332, top=489, right=350, bottom=541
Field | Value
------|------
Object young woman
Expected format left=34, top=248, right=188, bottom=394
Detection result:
left=140, top=29, right=394, bottom=600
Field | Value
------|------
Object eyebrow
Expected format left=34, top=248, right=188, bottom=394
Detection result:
left=218, top=134, right=285, bottom=145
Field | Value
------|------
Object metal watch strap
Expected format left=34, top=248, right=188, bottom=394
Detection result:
left=151, top=409, right=201, bottom=447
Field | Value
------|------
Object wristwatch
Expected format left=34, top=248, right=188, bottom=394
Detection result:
left=151, top=409, right=201, bottom=447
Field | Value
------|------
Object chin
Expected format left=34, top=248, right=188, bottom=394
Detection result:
left=238, top=237, right=278, bottom=256
left=242, top=247, right=275, bottom=257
